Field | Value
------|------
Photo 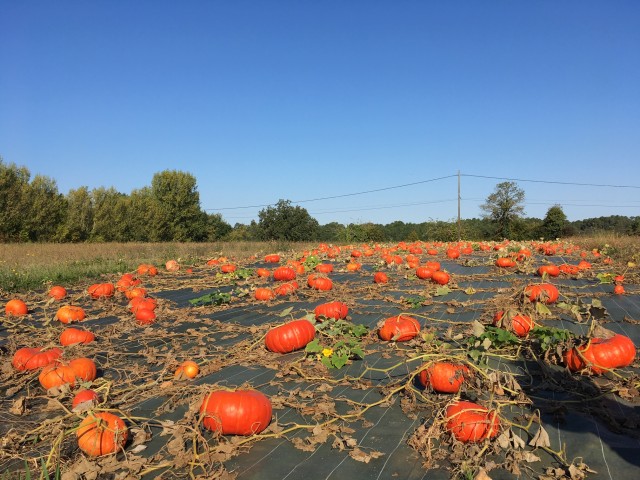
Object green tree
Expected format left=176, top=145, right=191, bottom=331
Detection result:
left=257, top=199, right=319, bottom=241
left=22, top=175, right=66, bottom=241
left=151, top=170, right=207, bottom=241
left=480, top=182, right=526, bottom=239
left=0, top=158, right=31, bottom=241
left=126, top=187, right=158, bottom=241
left=58, top=187, right=93, bottom=242
left=91, top=187, right=130, bottom=241
left=317, top=222, right=346, bottom=242
left=538, top=205, right=568, bottom=239
left=205, top=213, right=232, bottom=241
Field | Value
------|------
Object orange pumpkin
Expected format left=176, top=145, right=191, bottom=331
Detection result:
left=56, top=305, right=86, bottom=324
left=72, top=389, right=100, bottom=412
left=60, top=328, right=95, bottom=346
left=12, top=347, right=62, bottom=371
left=39, top=362, right=77, bottom=390
left=418, top=362, right=469, bottom=393
left=445, top=400, right=500, bottom=443
left=431, top=271, right=450, bottom=285
left=48, top=286, right=67, bottom=301
left=378, top=315, right=420, bottom=342
left=373, top=272, right=388, bottom=284
left=77, top=412, right=128, bottom=456
left=273, top=266, right=296, bottom=281
left=174, top=360, right=199, bottom=379
left=255, top=288, right=275, bottom=301
left=165, top=260, right=180, bottom=271
left=5, top=299, right=28, bottom=316
left=69, top=357, right=97, bottom=382
left=135, top=308, right=156, bottom=324
left=88, top=283, right=115, bottom=299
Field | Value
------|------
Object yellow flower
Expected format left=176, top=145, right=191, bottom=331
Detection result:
left=322, top=348, right=333, bottom=357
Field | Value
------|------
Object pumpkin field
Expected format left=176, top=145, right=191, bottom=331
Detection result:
left=1, top=240, right=639, bottom=479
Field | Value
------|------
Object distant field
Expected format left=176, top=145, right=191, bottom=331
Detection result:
left=0, top=241, right=314, bottom=292
left=0, top=235, right=637, bottom=293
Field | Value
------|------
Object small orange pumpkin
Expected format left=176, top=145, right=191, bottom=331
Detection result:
left=56, top=305, right=86, bottom=324
left=77, top=412, right=128, bottom=456
left=5, top=299, right=28, bottom=316
left=60, top=328, right=95, bottom=346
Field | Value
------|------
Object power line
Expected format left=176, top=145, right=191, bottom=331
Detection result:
left=204, top=174, right=457, bottom=211
left=461, top=174, right=640, bottom=189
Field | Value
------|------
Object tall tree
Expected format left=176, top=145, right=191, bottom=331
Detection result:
left=0, top=158, right=31, bottom=241
left=539, top=205, right=568, bottom=239
left=257, top=199, right=319, bottom=241
left=480, top=182, right=526, bottom=239
left=151, top=170, right=207, bottom=241
left=58, top=187, right=93, bottom=242
left=22, top=174, right=66, bottom=241
left=91, top=187, right=129, bottom=241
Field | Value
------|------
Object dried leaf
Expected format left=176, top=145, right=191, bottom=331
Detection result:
left=474, top=468, right=492, bottom=480
left=9, top=397, right=26, bottom=416
left=529, top=425, right=551, bottom=448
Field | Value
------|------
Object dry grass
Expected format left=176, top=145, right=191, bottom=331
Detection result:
left=568, top=233, right=640, bottom=264
left=0, top=241, right=316, bottom=293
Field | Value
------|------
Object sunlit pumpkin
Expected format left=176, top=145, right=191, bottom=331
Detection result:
left=48, top=286, right=67, bottom=301
left=255, top=288, right=275, bottom=301
left=273, top=266, right=296, bottom=281
left=418, top=362, right=469, bottom=393
left=265, top=319, right=316, bottom=353
left=431, top=271, right=450, bottom=285
left=56, top=305, right=86, bottom=324
left=524, top=283, right=559, bottom=304
left=72, top=389, right=100, bottom=412
left=445, top=400, right=500, bottom=443
left=493, top=310, right=534, bottom=337
left=200, top=389, right=272, bottom=436
left=12, top=347, right=62, bottom=371
left=373, top=271, right=389, bottom=284
left=87, top=283, right=115, bottom=299
left=378, top=315, right=420, bottom=342
left=314, top=301, right=348, bottom=320
left=77, top=412, right=128, bottom=456
left=174, top=360, right=199, bottom=380
left=60, top=328, right=95, bottom=346
left=5, top=299, right=28, bottom=316
left=564, top=333, right=636, bottom=374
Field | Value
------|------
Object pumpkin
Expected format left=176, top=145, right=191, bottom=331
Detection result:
left=445, top=400, right=500, bottom=443
left=255, top=288, right=275, bottom=301
left=48, top=286, right=67, bottom=301
left=446, top=248, right=460, bottom=259
left=495, top=257, right=516, bottom=268
left=256, top=268, right=271, bottom=278
left=564, top=334, right=636, bottom=374
left=174, top=360, right=199, bottom=380
left=312, top=277, right=333, bottom=291
left=39, top=362, right=77, bottom=390
left=431, top=271, right=450, bottom=285
left=350, top=250, right=362, bottom=258
left=137, top=264, right=158, bottom=276
left=72, top=389, right=100, bottom=412
left=274, top=281, right=299, bottom=296
left=221, top=264, right=237, bottom=274
left=124, top=286, right=147, bottom=300
left=378, top=315, right=420, bottom=342
left=307, top=274, right=319, bottom=288
left=346, top=262, right=361, bottom=272
left=116, top=274, right=141, bottom=292
left=5, top=299, right=28, bottom=316
left=60, top=328, right=95, bottom=346
left=135, top=308, right=156, bottom=324
left=613, top=285, right=625, bottom=295
left=425, top=261, right=441, bottom=271
left=524, top=283, right=559, bottom=304
left=200, top=389, right=272, bottom=435
left=264, top=254, right=280, bottom=263
left=165, top=260, right=180, bottom=271
left=427, top=249, right=439, bottom=256
left=12, top=347, right=62, bottom=371
left=56, top=305, right=86, bottom=324
left=373, top=272, right=388, bottom=284
left=418, top=362, right=469, bottom=393
left=77, top=412, right=128, bottom=456
left=415, top=267, right=434, bottom=280
left=315, top=263, right=334, bottom=274
left=265, top=319, right=316, bottom=353
left=493, top=311, right=534, bottom=337
left=273, top=266, right=296, bottom=281
left=314, top=301, right=348, bottom=320
left=537, top=265, right=560, bottom=277
left=88, top=283, right=115, bottom=299
left=128, top=297, right=157, bottom=313
left=69, top=357, right=98, bottom=382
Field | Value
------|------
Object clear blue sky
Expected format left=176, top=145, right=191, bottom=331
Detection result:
left=1, top=1, right=639, bottom=226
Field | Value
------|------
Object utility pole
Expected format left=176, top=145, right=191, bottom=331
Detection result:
left=457, top=170, right=461, bottom=241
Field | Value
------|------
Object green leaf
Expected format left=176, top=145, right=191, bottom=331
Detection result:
left=331, top=354, right=349, bottom=369
left=305, top=339, right=323, bottom=353
left=350, top=345, right=365, bottom=359
left=189, top=291, right=231, bottom=306
left=535, top=302, right=552, bottom=316
left=279, top=306, right=294, bottom=317
left=321, top=356, right=333, bottom=369
left=596, top=273, right=613, bottom=284
left=434, top=286, right=451, bottom=297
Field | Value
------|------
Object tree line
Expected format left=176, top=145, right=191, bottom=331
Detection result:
left=1, top=158, right=638, bottom=243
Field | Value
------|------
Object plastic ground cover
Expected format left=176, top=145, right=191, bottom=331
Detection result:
left=1, top=243, right=639, bottom=479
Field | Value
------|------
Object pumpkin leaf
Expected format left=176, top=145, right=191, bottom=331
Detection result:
left=434, top=286, right=451, bottom=297
left=305, top=339, right=323, bottom=354
left=529, top=425, right=551, bottom=448
left=535, top=302, right=552, bottom=316
left=278, top=306, right=294, bottom=317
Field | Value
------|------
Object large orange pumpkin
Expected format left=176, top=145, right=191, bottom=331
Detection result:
left=524, top=283, right=559, bottom=304
left=56, top=305, right=86, bottom=324
left=564, top=333, right=636, bottom=374
left=12, top=347, right=62, bottom=371
left=5, top=299, right=28, bottom=316
left=88, top=283, right=115, bottom=299
left=445, top=401, right=500, bottom=443
left=60, top=328, right=95, bottom=346
left=314, top=301, right=348, bottom=320
left=265, top=319, right=316, bottom=354
left=418, top=362, right=469, bottom=393
left=378, top=315, right=420, bottom=342
left=200, top=390, right=272, bottom=436
left=273, top=266, right=296, bottom=281
left=77, top=412, right=128, bottom=456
